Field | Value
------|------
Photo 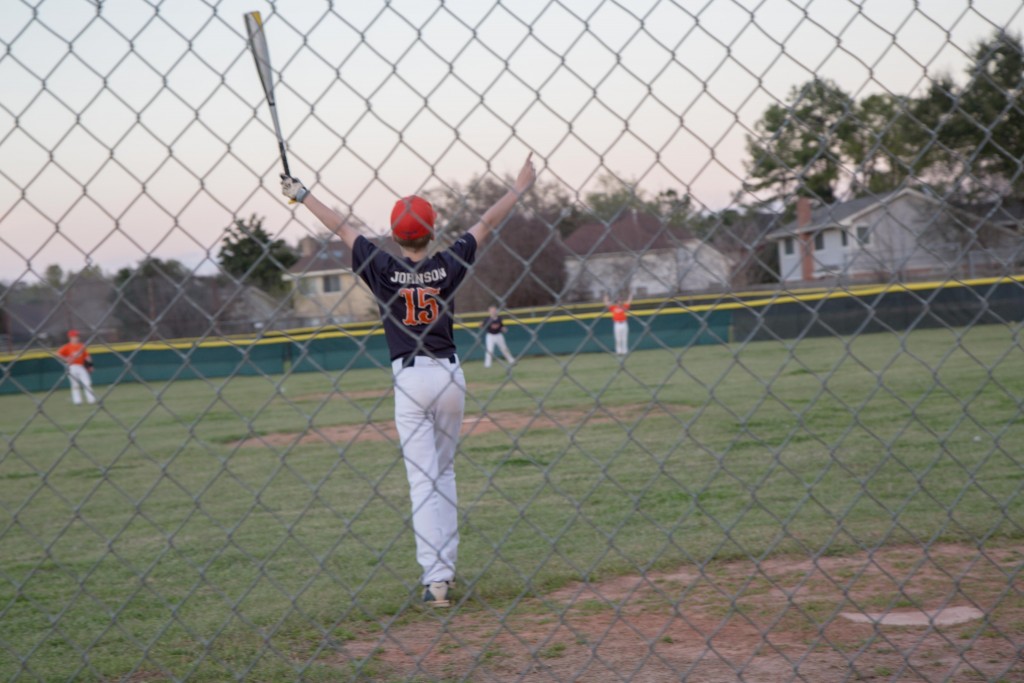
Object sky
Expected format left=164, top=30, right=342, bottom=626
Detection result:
left=1, top=0, right=1022, bottom=284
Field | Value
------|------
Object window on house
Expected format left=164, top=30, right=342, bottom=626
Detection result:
left=814, top=232, right=824, bottom=250
left=841, top=230, right=848, bottom=247
left=856, top=225, right=870, bottom=244
left=299, top=278, right=315, bottom=295
left=323, top=275, right=341, bottom=293
left=784, top=237, right=794, bottom=255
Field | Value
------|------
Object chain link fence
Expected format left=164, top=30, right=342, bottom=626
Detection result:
left=2, top=1, right=1023, bottom=681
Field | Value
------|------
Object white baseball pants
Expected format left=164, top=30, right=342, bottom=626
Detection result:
left=484, top=332, right=514, bottom=368
left=391, top=356, right=465, bottom=584
left=68, top=364, right=96, bottom=405
left=614, top=320, right=629, bottom=355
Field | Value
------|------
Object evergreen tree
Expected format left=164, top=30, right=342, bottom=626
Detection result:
left=955, top=31, right=1024, bottom=197
left=744, top=78, right=856, bottom=204
left=112, top=258, right=198, bottom=339
left=218, top=214, right=297, bottom=294
left=842, top=93, right=921, bottom=196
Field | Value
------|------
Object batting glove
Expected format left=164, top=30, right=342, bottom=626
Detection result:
left=280, top=174, right=309, bottom=204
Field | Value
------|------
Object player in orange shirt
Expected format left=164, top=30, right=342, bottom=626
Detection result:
left=603, top=292, right=633, bottom=356
left=57, top=329, right=96, bottom=405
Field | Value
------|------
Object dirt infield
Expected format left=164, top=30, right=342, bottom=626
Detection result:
left=326, top=543, right=1022, bottom=682
left=230, top=399, right=690, bottom=449
left=237, top=400, right=1022, bottom=680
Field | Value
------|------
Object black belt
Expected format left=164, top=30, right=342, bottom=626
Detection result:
left=400, top=353, right=457, bottom=368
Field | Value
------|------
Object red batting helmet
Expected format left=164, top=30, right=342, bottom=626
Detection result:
left=67, top=329, right=79, bottom=338
left=391, top=196, right=435, bottom=241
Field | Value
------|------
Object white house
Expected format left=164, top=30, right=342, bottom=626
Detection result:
left=283, top=235, right=397, bottom=325
left=767, top=189, right=1023, bottom=284
left=563, top=211, right=733, bottom=300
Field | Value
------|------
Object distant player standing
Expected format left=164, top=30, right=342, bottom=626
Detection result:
left=281, top=154, right=535, bottom=607
left=603, top=292, right=633, bottom=356
left=482, top=305, right=515, bottom=368
left=57, top=329, right=96, bottom=405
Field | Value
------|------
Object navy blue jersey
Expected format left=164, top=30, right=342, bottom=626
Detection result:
left=484, top=316, right=504, bottom=334
left=352, top=233, right=477, bottom=361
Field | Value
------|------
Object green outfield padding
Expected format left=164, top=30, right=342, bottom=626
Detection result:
left=0, top=341, right=289, bottom=396
left=1, top=356, right=66, bottom=394
left=1, top=276, right=1020, bottom=395
left=455, top=307, right=730, bottom=361
left=290, top=332, right=390, bottom=373
left=111, top=344, right=287, bottom=383
left=731, top=278, right=1024, bottom=342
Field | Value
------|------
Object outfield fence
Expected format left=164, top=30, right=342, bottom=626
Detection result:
left=2, top=1, right=1024, bottom=682
left=3, top=276, right=1021, bottom=397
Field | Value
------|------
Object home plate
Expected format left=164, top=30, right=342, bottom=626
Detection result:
left=839, top=606, right=983, bottom=626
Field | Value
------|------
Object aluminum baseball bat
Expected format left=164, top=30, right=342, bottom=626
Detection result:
left=244, top=11, right=291, bottom=177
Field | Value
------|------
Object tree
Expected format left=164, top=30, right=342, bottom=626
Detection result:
left=739, top=29, right=1024, bottom=206
left=745, top=78, right=857, bottom=204
left=433, top=173, right=584, bottom=238
left=953, top=31, right=1024, bottom=198
left=455, top=213, right=566, bottom=312
left=112, top=258, right=201, bottom=339
left=698, top=206, right=781, bottom=286
left=578, top=176, right=696, bottom=226
left=902, top=74, right=957, bottom=183
left=653, top=188, right=694, bottom=227
left=841, top=93, right=922, bottom=196
left=44, top=264, right=64, bottom=290
left=582, top=174, right=650, bottom=223
left=63, top=265, right=118, bottom=339
left=218, top=214, right=297, bottom=294
left=899, top=32, right=1024, bottom=202
left=429, top=174, right=573, bottom=310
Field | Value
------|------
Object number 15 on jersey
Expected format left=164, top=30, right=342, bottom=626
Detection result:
left=399, top=287, right=440, bottom=326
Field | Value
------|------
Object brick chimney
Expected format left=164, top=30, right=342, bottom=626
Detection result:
left=299, top=235, right=318, bottom=257
left=796, top=196, right=814, bottom=281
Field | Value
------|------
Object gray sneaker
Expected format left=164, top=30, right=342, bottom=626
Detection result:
left=422, top=580, right=454, bottom=607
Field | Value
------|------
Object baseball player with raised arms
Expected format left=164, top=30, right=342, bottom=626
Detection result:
left=281, top=154, right=535, bottom=607
left=604, top=292, right=633, bottom=356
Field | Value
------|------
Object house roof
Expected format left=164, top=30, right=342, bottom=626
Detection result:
left=765, top=187, right=1003, bottom=240
left=562, top=210, right=697, bottom=256
left=766, top=187, right=1017, bottom=241
left=766, top=191, right=904, bottom=240
left=954, top=198, right=1024, bottom=225
left=705, top=210, right=782, bottom=241
left=290, top=239, right=352, bottom=273
left=287, top=236, right=400, bottom=276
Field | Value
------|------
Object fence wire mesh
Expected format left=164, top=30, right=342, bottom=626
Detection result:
left=1, top=0, right=1023, bottom=681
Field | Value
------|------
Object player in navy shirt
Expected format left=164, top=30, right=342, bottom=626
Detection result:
left=351, top=228, right=475, bottom=362
left=282, top=154, right=535, bottom=607
left=482, top=305, right=516, bottom=368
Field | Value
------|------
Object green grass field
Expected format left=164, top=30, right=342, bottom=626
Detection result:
left=1, top=324, right=1021, bottom=681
